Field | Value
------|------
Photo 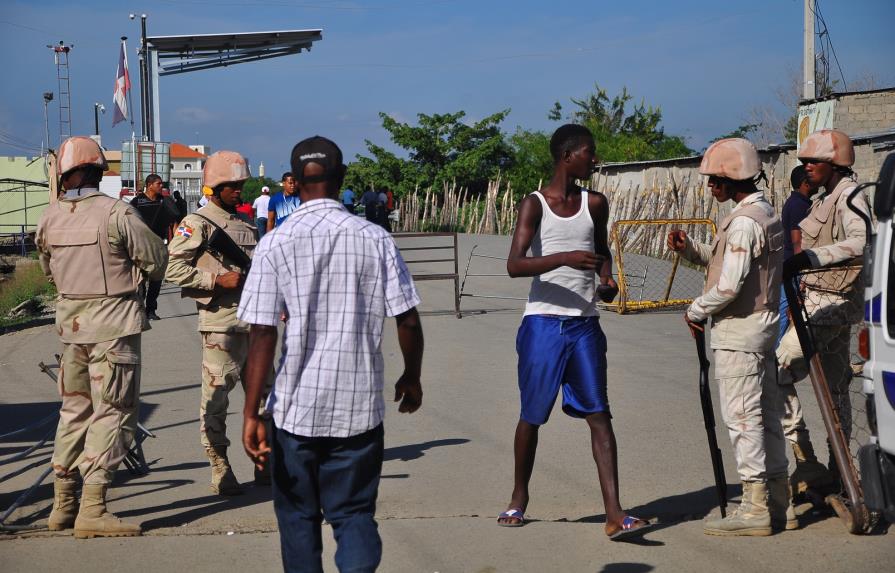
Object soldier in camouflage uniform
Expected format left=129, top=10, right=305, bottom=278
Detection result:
left=37, top=136, right=168, bottom=538
left=777, top=130, right=870, bottom=496
left=668, top=138, right=794, bottom=536
left=165, top=151, right=263, bottom=495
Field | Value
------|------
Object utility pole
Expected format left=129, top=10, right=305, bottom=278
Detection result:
left=803, top=0, right=815, bottom=100
left=93, top=103, right=105, bottom=138
left=132, top=13, right=151, bottom=141
left=42, top=92, right=54, bottom=151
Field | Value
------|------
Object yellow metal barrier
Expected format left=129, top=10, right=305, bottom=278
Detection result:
left=609, top=218, right=716, bottom=315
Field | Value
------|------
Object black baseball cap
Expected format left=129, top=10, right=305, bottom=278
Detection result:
left=290, top=136, right=344, bottom=183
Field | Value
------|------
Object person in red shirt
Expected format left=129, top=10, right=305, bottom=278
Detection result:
left=235, top=199, right=255, bottom=226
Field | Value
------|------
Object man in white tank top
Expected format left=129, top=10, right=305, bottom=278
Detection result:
left=497, top=124, right=652, bottom=541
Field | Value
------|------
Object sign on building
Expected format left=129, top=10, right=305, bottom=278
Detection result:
left=797, top=100, right=836, bottom=149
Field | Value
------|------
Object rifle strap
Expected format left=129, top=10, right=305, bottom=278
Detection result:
left=193, top=213, right=250, bottom=262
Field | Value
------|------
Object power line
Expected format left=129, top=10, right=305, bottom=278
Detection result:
left=810, top=0, right=848, bottom=93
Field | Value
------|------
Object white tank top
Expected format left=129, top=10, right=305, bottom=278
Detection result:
left=524, top=190, right=598, bottom=317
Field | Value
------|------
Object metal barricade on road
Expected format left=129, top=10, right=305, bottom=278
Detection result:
left=393, top=232, right=461, bottom=318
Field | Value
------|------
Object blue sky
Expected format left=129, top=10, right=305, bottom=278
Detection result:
left=1, top=0, right=893, bottom=175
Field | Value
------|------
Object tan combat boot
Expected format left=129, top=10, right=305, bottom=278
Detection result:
left=704, top=481, right=772, bottom=536
left=767, top=476, right=798, bottom=531
left=47, top=478, right=79, bottom=531
left=206, top=445, right=242, bottom=496
left=790, top=440, right=836, bottom=495
left=73, top=484, right=142, bottom=538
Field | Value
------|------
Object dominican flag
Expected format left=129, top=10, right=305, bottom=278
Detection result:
left=112, top=39, right=131, bottom=126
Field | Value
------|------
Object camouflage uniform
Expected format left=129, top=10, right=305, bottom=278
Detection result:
left=777, top=176, right=869, bottom=444
left=682, top=193, right=788, bottom=484
left=37, top=190, right=167, bottom=486
left=165, top=201, right=259, bottom=450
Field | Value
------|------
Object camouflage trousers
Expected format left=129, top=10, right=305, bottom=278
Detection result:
left=776, top=324, right=853, bottom=441
left=51, top=334, right=141, bottom=485
left=714, top=349, right=788, bottom=482
left=200, top=331, right=248, bottom=449
left=199, top=330, right=273, bottom=448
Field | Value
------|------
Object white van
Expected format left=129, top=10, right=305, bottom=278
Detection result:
left=859, top=152, right=895, bottom=524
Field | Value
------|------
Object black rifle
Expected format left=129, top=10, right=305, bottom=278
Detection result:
left=194, top=214, right=252, bottom=272
left=694, top=328, right=728, bottom=518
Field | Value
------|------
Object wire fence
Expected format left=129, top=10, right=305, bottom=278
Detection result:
left=784, top=266, right=876, bottom=533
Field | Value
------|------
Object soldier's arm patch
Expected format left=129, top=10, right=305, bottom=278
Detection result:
left=176, top=225, right=193, bottom=238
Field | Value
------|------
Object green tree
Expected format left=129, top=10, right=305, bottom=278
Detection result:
left=346, top=110, right=514, bottom=197
left=708, top=123, right=761, bottom=147
left=240, top=176, right=282, bottom=206
left=552, top=84, right=693, bottom=162
left=504, top=127, right=552, bottom=195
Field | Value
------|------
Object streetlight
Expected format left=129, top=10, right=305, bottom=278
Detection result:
left=42, top=92, right=54, bottom=151
left=94, top=102, right=106, bottom=136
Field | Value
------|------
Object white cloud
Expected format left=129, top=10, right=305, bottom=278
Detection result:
left=174, top=107, right=217, bottom=125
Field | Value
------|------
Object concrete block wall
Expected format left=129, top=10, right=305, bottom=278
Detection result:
left=835, top=91, right=895, bottom=135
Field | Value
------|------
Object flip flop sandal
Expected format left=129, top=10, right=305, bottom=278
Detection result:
left=608, top=515, right=653, bottom=541
left=497, top=508, right=526, bottom=527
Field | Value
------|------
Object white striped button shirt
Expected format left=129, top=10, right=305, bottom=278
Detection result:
left=237, top=198, right=420, bottom=438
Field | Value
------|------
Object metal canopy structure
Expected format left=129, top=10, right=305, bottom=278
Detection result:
left=140, top=26, right=323, bottom=140
left=147, top=29, right=322, bottom=76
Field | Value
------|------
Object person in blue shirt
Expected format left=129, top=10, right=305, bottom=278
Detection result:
left=266, top=172, right=299, bottom=232
left=778, top=165, right=818, bottom=337
left=341, top=187, right=356, bottom=214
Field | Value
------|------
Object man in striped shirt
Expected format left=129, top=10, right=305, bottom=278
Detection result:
left=239, top=136, right=424, bottom=573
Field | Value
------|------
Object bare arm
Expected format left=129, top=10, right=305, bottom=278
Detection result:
left=791, top=229, right=802, bottom=255
left=242, top=324, right=277, bottom=469
left=394, top=307, right=424, bottom=413
left=589, top=192, right=614, bottom=285
left=267, top=210, right=276, bottom=232
left=506, top=195, right=599, bottom=278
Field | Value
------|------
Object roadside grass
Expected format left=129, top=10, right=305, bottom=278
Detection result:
left=0, top=260, right=55, bottom=328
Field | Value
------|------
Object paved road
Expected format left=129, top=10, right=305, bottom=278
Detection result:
left=1, top=233, right=891, bottom=572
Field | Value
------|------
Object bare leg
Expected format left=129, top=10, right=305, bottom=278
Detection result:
left=586, top=413, right=626, bottom=530
left=498, top=419, right=539, bottom=525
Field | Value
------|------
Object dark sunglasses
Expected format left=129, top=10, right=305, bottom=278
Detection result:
left=800, top=158, right=825, bottom=165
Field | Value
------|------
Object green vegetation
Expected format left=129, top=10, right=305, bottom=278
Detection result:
left=345, top=84, right=694, bottom=200
left=0, top=260, right=55, bottom=328
left=240, top=176, right=283, bottom=206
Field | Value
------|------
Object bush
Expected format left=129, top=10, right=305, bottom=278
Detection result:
left=0, top=261, right=55, bottom=326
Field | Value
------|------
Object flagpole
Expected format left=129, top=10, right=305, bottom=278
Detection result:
left=122, top=37, right=135, bottom=133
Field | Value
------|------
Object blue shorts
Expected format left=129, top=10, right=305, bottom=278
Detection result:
left=516, top=315, right=610, bottom=425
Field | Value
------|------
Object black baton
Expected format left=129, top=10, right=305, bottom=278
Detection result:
left=694, top=328, right=728, bottom=518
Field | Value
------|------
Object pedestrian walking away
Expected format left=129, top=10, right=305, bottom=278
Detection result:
left=267, top=172, right=299, bottom=232
left=253, top=185, right=272, bottom=238
left=165, top=150, right=271, bottom=495
left=340, top=186, right=355, bottom=214
left=499, top=124, right=650, bottom=542
left=776, top=130, right=871, bottom=512
left=36, top=136, right=168, bottom=538
left=131, top=173, right=179, bottom=320
left=239, top=135, right=424, bottom=573
left=668, top=137, right=793, bottom=536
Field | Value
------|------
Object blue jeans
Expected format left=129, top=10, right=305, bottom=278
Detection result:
left=778, top=282, right=792, bottom=343
left=272, top=424, right=384, bottom=573
left=256, top=217, right=268, bottom=239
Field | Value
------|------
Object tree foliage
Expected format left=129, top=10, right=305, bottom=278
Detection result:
left=553, top=84, right=693, bottom=163
left=344, top=85, right=692, bottom=201
left=240, top=176, right=282, bottom=206
left=345, top=110, right=513, bottom=197
left=708, top=123, right=761, bottom=147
